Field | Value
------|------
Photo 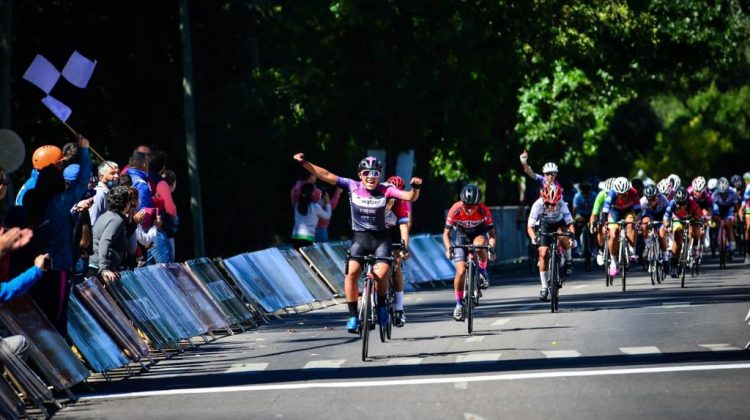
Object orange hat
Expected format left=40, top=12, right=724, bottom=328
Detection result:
left=32, top=145, right=63, bottom=170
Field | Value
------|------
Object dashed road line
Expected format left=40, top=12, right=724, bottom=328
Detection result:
left=456, top=353, right=502, bottom=363
left=491, top=318, right=511, bottom=326
left=542, top=350, right=581, bottom=358
left=224, top=363, right=269, bottom=374
left=303, top=360, right=345, bottom=369
left=387, top=358, right=423, bottom=366
left=699, top=343, right=742, bottom=351
left=619, top=346, right=662, bottom=355
left=465, top=336, right=485, bottom=343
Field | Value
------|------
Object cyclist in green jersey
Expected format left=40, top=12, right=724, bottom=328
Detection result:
left=590, top=178, right=615, bottom=266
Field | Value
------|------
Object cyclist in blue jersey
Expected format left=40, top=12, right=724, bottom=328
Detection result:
left=640, top=184, right=670, bottom=270
left=293, top=153, right=422, bottom=333
left=712, top=177, right=740, bottom=255
left=572, top=181, right=597, bottom=257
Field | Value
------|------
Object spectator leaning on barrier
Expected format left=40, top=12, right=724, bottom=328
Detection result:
left=89, top=161, right=120, bottom=226
left=89, top=186, right=131, bottom=283
left=19, top=135, right=91, bottom=335
left=292, top=183, right=331, bottom=249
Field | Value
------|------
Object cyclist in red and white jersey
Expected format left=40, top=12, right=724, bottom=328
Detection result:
left=383, top=175, right=412, bottom=327
left=443, top=184, right=496, bottom=321
left=602, top=177, right=641, bottom=277
left=293, top=153, right=422, bottom=333
left=663, top=187, right=703, bottom=278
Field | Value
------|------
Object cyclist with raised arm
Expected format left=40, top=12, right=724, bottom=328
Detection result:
left=712, top=177, right=740, bottom=256
left=591, top=178, right=614, bottom=266
left=739, top=172, right=750, bottom=264
left=640, top=184, right=670, bottom=271
left=664, top=187, right=703, bottom=278
left=602, top=177, right=641, bottom=277
left=527, top=183, right=575, bottom=301
left=519, top=151, right=562, bottom=192
left=383, top=175, right=412, bottom=327
left=292, top=153, right=422, bottom=333
left=443, top=184, right=496, bottom=321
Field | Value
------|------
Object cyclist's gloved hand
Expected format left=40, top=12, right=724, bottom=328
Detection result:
left=489, top=248, right=497, bottom=262
left=519, top=150, right=528, bottom=165
left=570, top=239, right=577, bottom=249
left=446, top=250, right=454, bottom=260
left=589, top=223, right=597, bottom=234
left=402, top=248, right=410, bottom=260
left=531, top=236, right=540, bottom=246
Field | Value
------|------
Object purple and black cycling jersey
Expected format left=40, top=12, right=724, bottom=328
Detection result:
left=337, top=177, right=409, bottom=232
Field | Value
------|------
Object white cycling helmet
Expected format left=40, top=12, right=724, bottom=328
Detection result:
left=599, top=177, right=614, bottom=191
left=612, top=177, right=630, bottom=194
left=542, top=162, right=559, bottom=174
left=667, top=174, right=681, bottom=190
left=707, top=178, right=718, bottom=191
left=691, top=176, right=706, bottom=193
left=744, top=172, right=750, bottom=182
left=657, top=178, right=671, bottom=195
left=717, top=177, right=730, bottom=194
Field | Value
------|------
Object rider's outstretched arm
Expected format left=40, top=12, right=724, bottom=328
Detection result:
left=293, top=153, right=338, bottom=185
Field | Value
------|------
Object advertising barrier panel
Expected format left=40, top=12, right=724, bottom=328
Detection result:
left=222, top=254, right=287, bottom=314
left=185, top=258, right=255, bottom=326
left=298, top=245, right=344, bottom=295
left=67, top=293, right=130, bottom=372
left=163, top=264, right=230, bottom=332
left=246, top=249, right=316, bottom=308
left=279, top=249, right=336, bottom=303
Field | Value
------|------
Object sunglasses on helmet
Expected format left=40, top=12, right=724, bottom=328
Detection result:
left=359, top=170, right=381, bottom=178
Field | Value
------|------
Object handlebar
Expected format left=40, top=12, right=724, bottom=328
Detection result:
left=539, top=232, right=574, bottom=238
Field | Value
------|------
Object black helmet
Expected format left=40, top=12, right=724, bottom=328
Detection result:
left=630, top=177, right=644, bottom=193
left=579, top=181, right=592, bottom=192
left=730, top=174, right=742, bottom=188
left=357, top=156, right=383, bottom=173
left=460, top=184, right=482, bottom=205
left=644, top=184, right=658, bottom=199
left=674, top=187, right=688, bottom=204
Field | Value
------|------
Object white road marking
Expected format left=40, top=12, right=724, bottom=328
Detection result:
left=224, top=363, right=268, bottom=374
left=456, top=353, right=501, bottom=363
left=465, top=336, right=484, bottom=343
left=80, top=363, right=750, bottom=400
left=454, top=381, right=468, bottom=390
left=387, top=358, right=423, bottom=366
left=303, top=360, right=345, bottom=369
left=491, top=318, right=511, bottom=326
left=619, top=346, right=662, bottom=355
left=572, top=285, right=587, bottom=289
left=542, top=350, right=581, bottom=358
left=699, top=343, right=742, bottom=351
left=463, top=413, right=486, bottom=420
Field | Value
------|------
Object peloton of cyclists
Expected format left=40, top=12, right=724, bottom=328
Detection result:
left=443, top=184, right=497, bottom=321
left=527, top=183, right=575, bottom=301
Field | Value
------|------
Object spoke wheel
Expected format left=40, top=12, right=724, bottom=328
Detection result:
left=466, top=262, right=475, bottom=334
left=361, top=278, right=372, bottom=361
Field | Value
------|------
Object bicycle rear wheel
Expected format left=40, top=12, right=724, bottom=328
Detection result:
left=549, top=251, right=558, bottom=312
left=361, top=277, right=373, bottom=361
left=680, top=239, right=689, bottom=288
left=603, top=239, right=611, bottom=287
left=620, top=237, right=628, bottom=292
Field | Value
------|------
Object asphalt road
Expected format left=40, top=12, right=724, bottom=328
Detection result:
left=58, top=256, right=750, bottom=419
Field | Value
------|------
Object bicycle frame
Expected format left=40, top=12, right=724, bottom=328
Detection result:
left=451, top=244, right=491, bottom=334
left=540, top=231, right=573, bottom=312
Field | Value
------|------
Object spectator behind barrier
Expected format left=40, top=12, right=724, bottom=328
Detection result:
left=16, top=136, right=92, bottom=335
left=292, top=183, right=331, bottom=249
left=125, top=152, right=153, bottom=213
left=89, top=186, right=132, bottom=283
left=89, top=161, right=120, bottom=226
left=145, top=151, right=175, bottom=264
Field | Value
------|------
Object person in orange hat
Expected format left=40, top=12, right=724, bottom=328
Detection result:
left=14, top=145, right=63, bottom=206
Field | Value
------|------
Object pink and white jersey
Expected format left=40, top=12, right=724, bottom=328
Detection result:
left=337, top=177, right=409, bottom=232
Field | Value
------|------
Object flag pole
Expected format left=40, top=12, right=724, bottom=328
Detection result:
left=60, top=120, right=108, bottom=163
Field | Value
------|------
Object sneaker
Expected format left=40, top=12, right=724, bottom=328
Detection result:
left=378, top=306, right=389, bottom=329
left=453, top=304, right=465, bottom=321
left=538, top=288, right=549, bottom=302
left=596, top=251, right=604, bottom=266
left=608, top=265, right=619, bottom=277
left=394, top=310, right=406, bottom=327
left=564, top=261, right=573, bottom=277
left=479, top=274, right=489, bottom=290
left=346, top=316, right=359, bottom=334
left=670, top=266, right=678, bottom=278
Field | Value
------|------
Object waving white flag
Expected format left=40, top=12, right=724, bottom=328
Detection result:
left=22, top=55, right=61, bottom=94
left=41, top=95, right=72, bottom=122
left=62, top=50, right=97, bottom=88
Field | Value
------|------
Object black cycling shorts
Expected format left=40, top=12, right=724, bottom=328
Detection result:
left=539, top=219, right=569, bottom=247
left=350, top=230, right=392, bottom=263
left=453, top=232, right=488, bottom=262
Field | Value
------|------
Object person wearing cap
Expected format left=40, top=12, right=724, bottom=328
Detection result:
left=15, top=145, right=64, bottom=206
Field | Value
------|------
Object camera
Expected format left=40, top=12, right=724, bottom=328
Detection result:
left=42, top=257, right=52, bottom=271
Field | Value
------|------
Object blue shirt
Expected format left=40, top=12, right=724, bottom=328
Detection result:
left=572, top=191, right=597, bottom=216
left=0, top=266, right=43, bottom=302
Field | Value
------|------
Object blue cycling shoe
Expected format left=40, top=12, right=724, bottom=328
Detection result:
left=378, top=306, right=389, bottom=328
left=346, top=316, right=359, bottom=334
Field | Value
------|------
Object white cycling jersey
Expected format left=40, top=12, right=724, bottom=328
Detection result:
left=528, top=198, right=574, bottom=227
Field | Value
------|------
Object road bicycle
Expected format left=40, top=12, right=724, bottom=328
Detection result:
left=540, top=231, right=573, bottom=313
left=717, top=217, right=729, bottom=269
left=451, top=244, right=491, bottom=334
left=643, top=220, right=665, bottom=286
left=381, top=240, right=407, bottom=342
left=345, top=253, right=393, bottom=361
left=671, top=219, right=701, bottom=288
left=605, top=220, right=637, bottom=292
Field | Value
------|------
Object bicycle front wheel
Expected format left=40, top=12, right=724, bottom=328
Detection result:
left=361, top=277, right=373, bottom=361
left=619, top=236, right=628, bottom=292
left=466, top=261, right=475, bottom=334
left=549, top=251, right=558, bottom=312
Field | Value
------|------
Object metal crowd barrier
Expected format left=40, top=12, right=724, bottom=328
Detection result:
left=0, top=375, right=25, bottom=419
left=67, top=292, right=130, bottom=373
left=245, top=249, right=317, bottom=310
left=279, top=249, right=336, bottom=304
left=162, top=264, right=231, bottom=334
left=222, top=254, right=290, bottom=314
left=0, top=296, right=89, bottom=394
left=75, top=278, right=150, bottom=364
left=298, top=244, right=345, bottom=295
left=0, top=335, right=57, bottom=417
left=488, top=206, right=527, bottom=263
left=185, top=258, right=256, bottom=327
